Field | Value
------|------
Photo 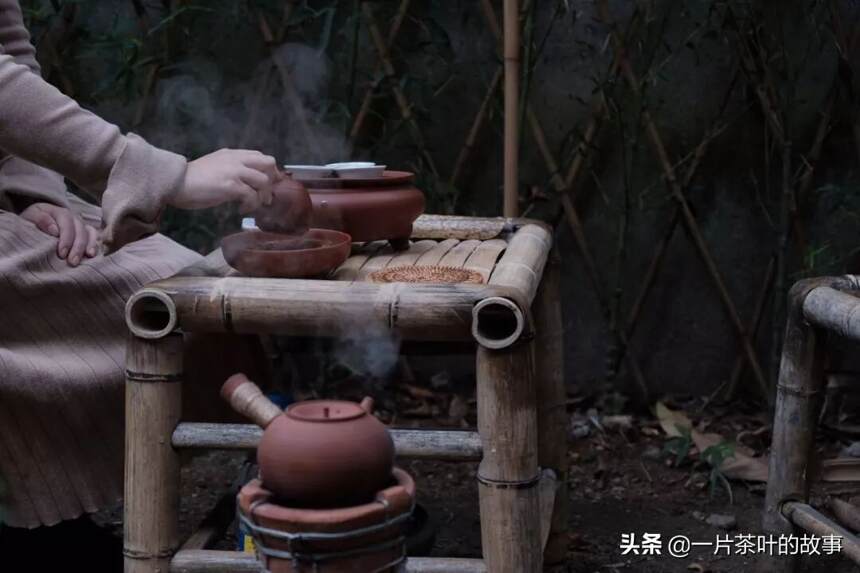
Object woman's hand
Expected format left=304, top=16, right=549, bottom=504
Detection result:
left=170, top=149, right=281, bottom=214
left=20, top=202, right=99, bottom=266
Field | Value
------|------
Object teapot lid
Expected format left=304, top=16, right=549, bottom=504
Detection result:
left=285, top=400, right=368, bottom=423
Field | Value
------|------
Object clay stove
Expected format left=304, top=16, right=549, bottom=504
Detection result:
left=222, top=374, right=415, bottom=573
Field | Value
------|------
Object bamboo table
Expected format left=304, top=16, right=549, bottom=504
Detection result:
left=122, top=214, right=566, bottom=573
left=763, top=275, right=860, bottom=572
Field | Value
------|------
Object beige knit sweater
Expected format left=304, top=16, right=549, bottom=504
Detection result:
left=0, top=0, right=186, bottom=252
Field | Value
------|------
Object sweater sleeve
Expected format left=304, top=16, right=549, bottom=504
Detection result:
left=0, top=2, right=186, bottom=252
left=0, top=1, right=68, bottom=211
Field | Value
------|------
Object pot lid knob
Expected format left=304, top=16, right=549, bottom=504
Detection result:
left=286, top=399, right=373, bottom=422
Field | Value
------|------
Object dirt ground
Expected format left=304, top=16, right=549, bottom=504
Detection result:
left=93, top=386, right=860, bottom=572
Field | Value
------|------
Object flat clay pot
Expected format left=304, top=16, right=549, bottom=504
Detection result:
left=257, top=397, right=395, bottom=508
left=221, top=229, right=351, bottom=278
left=238, top=469, right=414, bottom=573
left=302, top=171, right=425, bottom=246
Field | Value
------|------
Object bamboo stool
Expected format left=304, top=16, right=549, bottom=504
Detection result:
left=763, top=275, right=860, bottom=572
left=122, top=214, right=567, bottom=573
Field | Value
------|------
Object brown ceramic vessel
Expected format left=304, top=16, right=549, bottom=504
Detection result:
left=238, top=469, right=414, bottom=573
left=254, top=173, right=313, bottom=235
left=302, top=171, right=425, bottom=248
left=221, top=229, right=351, bottom=278
left=257, top=397, right=395, bottom=507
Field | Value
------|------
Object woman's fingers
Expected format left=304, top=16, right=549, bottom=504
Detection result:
left=240, top=153, right=278, bottom=206
left=54, top=209, right=76, bottom=259
left=238, top=167, right=271, bottom=191
left=85, top=225, right=99, bottom=258
left=67, top=215, right=88, bottom=266
left=233, top=181, right=261, bottom=214
left=28, top=206, right=60, bottom=237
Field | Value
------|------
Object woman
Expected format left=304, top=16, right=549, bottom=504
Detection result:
left=0, top=0, right=276, bottom=566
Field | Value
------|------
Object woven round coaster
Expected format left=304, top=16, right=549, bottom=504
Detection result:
left=370, top=265, right=485, bottom=284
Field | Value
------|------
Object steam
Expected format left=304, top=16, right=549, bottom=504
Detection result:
left=145, top=42, right=352, bottom=165
left=331, top=319, right=401, bottom=380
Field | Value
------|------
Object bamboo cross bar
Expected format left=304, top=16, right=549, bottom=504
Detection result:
left=488, top=223, right=551, bottom=304
left=170, top=551, right=487, bottom=573
left=171, top=423, right=484, bottom=461
left=127, top=277, right=531, bottom=346
left=802, top=286, right=860, bottom=342
left=783, top=503, right=860, bottom=564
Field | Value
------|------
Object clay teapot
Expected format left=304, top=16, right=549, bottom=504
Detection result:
left=221, top=374, right=395, bottom=508
left=253, top=172, right=313, bottom=235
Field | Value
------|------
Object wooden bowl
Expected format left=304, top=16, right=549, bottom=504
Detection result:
left=221, top=229, right=351, bottom=278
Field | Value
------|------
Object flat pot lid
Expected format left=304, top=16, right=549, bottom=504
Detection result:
left=286, top=400, right=367, bottom=422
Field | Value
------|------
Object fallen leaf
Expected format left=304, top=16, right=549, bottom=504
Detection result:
left=655, top=401, right=693, bottom=437
left=657, top=403, right=768, bottom=482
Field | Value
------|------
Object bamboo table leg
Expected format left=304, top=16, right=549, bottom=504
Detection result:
left=125, top=333, right=183, bottom=573
left=761, top=283, right=827, bottom=573
left=477, top=341, right=543, bottom=572
left=535, top=260, right=568, bottom=565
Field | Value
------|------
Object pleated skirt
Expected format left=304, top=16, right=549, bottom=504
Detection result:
left=0, top=194, right=201, bottom=528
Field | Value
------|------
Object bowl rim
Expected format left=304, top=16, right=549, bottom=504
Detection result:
left=222, top=229, right=352, bottom=256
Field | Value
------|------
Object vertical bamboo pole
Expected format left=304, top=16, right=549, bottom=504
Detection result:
left=477, top=341, right=542, bottom=572
left=124, top=333, right=183, bottom=573
left=534, top=258, right=568, bottom=564
left=503, top=0, right=520, bottom=217
left=762, top=281, right=827, bottom=573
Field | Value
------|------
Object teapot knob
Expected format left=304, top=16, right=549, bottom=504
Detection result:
left=359, top=396, right=375, bottom=414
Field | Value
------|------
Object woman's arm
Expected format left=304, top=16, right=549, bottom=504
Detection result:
left=0, top=2, right=279, bottom=252
left=0, top=0, right=70, bottom=212
left=0, top=50, right=187, bottom=251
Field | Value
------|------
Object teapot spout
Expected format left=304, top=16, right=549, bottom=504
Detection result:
left=221, top=373, right=282, bottom=429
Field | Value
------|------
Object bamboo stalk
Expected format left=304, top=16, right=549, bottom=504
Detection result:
left=534, top=259, right=568, bottom=564
left=599, top=0, right=770, bottom=400
left=124, top=334, right=184, bottom=573
left=253, top=8, right=323, bottom=161
left=479, top=0, right=650, bottom=399
left=503, top=0, right=521, bottom=217
left=763, top=279, right=831, bottom=569
left=621, top=77, right=739, bottom=347
left=477, top=341, right=542, bottom=572
left=362, top=2, right=438, bottom=175
left=449, top=67, right=503, bottom=186
left=721, top=256, right=776, bottom=401
left=771, top=140, right=793, bottom=388
left=240, top=3, right=295, bottom=147
left=349, top=0, right=412, bottom=142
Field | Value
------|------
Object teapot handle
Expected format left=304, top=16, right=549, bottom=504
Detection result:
left=359, top=396, right=375, bottom=414
left=221, top=373, right=282, bottom=429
